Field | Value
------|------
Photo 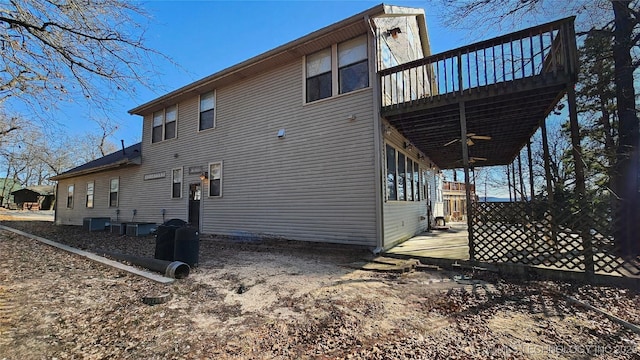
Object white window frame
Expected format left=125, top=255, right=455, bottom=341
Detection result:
left=198, top=90, right=216, bottom=131
left=109, top=178, right=119, bottom=208
left=66, top=184, right=74, bottom=208
left=86, top=181, right=94, bottom=208
left=151, top=105, right=178, bottom=143
left=208, top=161, right=223, bottom=197
left=172, top=167, right=183, bottom=199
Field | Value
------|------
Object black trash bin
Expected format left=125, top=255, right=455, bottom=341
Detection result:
left=174, top=226, right=199, bottom=267
left=154, top=219, right=187, bottom=261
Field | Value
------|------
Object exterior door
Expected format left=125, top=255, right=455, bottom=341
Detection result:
left=188, top=183, right=201, bottom=230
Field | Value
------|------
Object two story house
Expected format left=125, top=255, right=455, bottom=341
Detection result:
left=51, top=4, right=444, bottom=251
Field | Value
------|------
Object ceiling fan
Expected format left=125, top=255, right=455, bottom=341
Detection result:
left=444, top=133, right=492, bottom=147
left=455, top=156, right=488, bottom=164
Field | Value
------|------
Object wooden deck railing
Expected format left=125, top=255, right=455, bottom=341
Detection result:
left=443, top=181, right=475, bottom=192
left=379, top=17, right=577, bottom=109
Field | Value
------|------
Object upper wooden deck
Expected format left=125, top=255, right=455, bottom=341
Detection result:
left=379, top=18, right=578, bottom=169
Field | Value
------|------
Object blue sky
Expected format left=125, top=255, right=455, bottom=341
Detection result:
left=49, top=0, right=475, bottom=145
left=18, top=0, right=600, bottom=197
left=45, top=0, right=574, bottom=149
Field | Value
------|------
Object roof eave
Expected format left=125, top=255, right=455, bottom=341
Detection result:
left=128, top=3, right=389, bottom=116
left=50, top=157, right=141, bottom=181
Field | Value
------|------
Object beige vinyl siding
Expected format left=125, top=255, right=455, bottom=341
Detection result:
left=54, top=11, right=436, bottom=248
left=204, top=60, right=376, bottom=245
left=381, top=122, right=432, bottom=248
left=57, top=41, right=378, bottom=245
left=55, top=168, right=130, bottom=224
left=131, top=59, right=377, bottom=245
left=55, top=164, right=189, bottom=226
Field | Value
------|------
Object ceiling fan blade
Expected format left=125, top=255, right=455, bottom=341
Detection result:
left=466, top=138, right=475, bottom=146
left=444, top=138, right=459, bottom=146
left=470, top=135, right=492, bottom=140
left=466, top=133, right=476, bottom=137
left=471, top=157, right=487, bottom=161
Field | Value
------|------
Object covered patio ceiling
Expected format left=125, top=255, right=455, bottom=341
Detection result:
left=383, top=78, right=569, bottom=169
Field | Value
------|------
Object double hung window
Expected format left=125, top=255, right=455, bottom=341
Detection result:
left=305, top=35, right=369, bottom=103
left=306, top=48, right=332, bottom=102
left=86, top=182, right=94, bottom=208
left=67, top=185, right=74, bottom=208
left=172, top=168, right=182, bottom=198
left=152, top=105, right=177, bottom=143
left=338, top=36, right=369, bottom=94
left=109, top=178, right=119, bottom=207
left=209, top=162, right=222, bottom=197
left=199, top=91, right=215, bottom=131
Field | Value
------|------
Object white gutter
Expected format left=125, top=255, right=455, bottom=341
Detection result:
left=49, top=157, right=141, bottom=181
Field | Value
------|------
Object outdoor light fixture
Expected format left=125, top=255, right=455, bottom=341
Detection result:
left=387, top=27, right=402, bottom=39
left=404, top=142, right=413, bottom=151
left=199, top=172, right=208, bottom=181
left=383, top=125, right=392, bottom=135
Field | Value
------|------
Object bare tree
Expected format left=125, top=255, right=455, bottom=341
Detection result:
left=0, top=120, right=118, bottom=187
left=85, top=117, right=119, bottom=159
left=0, top=0, right=164, bottom=116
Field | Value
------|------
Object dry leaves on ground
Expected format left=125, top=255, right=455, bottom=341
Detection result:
left=1, top=220, right=639, bottom=359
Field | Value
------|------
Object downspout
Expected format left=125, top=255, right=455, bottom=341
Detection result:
left=53, top=183, right=58, bottom=224
left=367, top=14, right=384, bottom=254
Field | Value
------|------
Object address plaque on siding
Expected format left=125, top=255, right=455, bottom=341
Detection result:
left=144, top=171, right=166, bottom=180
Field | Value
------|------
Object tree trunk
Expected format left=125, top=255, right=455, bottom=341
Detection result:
left=611, top=0, right=640, bottom=258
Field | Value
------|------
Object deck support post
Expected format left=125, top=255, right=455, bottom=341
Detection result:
left=512, top=161, right=518, bottom=201
left=527, top=141, right=535, bottom=238
left=518, top=153, right=526, bottom=201
left=507, top=165, right=512, bottom=202
left=567, top=85, right=594, bottom=276
left=527, top=141, right=535, bottom=201
left=541, top=117, right=558, bottom=249
left=459, top=101, right=475, bottom=262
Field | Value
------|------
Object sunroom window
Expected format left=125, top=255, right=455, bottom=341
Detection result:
left=386, top=145, right=397, bottom=201
left=385, top=143, right=425, bottom=202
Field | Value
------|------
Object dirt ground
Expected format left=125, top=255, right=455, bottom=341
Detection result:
left=0, top=216, right=639, bottom=359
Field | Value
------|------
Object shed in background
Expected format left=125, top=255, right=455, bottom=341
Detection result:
left=11, top=185, right=55, bottom=210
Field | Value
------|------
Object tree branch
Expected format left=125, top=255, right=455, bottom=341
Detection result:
left=0, top=125, right=19, bottom=136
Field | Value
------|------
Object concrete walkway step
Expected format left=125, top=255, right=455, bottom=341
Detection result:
left=349, top=257, right=421, bottom=273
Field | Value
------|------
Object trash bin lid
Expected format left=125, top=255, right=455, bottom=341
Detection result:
left=163, top=218, right=187, bottom=227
